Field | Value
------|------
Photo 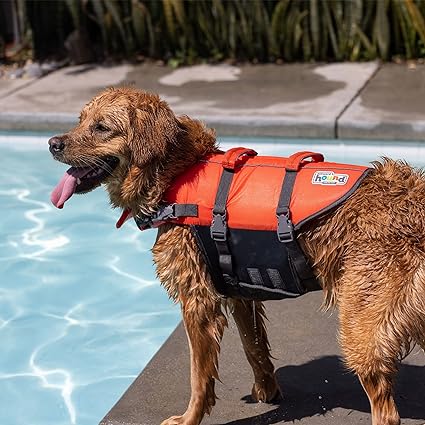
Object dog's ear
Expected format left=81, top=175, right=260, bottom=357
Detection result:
left=176, top=114, right=217, bottom=155
left=127, top=102, right=179, bottom=165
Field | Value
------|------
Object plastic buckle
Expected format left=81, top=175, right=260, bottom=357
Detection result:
left=134, top=215, right=153, bottom=231
left=156, top=203, right=176, bottom=221
left=149, top=203, right=177, bottom=227
left=210, top=212, right=227, bottom=241
left=277, top=213, right=294, bottom=243
left=134, top=204, right=177, bottom=230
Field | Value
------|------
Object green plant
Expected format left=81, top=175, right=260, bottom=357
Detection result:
left=24, top=0, right=425, bottom=64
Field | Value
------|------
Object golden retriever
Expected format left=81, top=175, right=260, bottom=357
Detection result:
left=49, top=87, right=425, bottom=425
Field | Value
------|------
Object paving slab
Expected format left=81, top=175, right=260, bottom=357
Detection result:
left=338, top=63, right=425, bottom=141
left=0, top=64, right=132, bottom=131
left=0, top=62, right=377, bottom=136
left=100, top=292, right=425, bottom=425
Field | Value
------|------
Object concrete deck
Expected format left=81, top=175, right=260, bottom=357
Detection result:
left=1, top=61, right=424, bottom=140
left=338, top=63, right=425, bottom=140
left=100, top=293, right=425, bottom=425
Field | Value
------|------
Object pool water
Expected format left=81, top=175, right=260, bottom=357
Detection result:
left=1, top=133, right=425, bottom=425
left=0, top=133, right=179, bottom=425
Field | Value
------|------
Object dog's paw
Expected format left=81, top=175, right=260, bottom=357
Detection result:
left=161, top=415, right=196, bottom=425
left=161, top=415, right=183, bottom=425
left=251, top=376, right=282, bottom=403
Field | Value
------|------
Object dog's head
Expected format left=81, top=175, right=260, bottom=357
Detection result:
left=49, top=87, right=216, bottom=211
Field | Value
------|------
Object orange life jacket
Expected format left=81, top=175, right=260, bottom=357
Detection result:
left=163, top=148, right=369, bottom=231
left=120, top=148, right=371, bottom=300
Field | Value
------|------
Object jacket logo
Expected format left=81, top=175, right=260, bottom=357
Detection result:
left=312, top=171, right=349, bottom=185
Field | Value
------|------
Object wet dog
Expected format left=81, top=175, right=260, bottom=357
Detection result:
left=49, top=87, right=425, bottom=425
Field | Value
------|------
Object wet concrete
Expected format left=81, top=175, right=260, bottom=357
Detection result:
left=124, top=63, right=346, bottom=109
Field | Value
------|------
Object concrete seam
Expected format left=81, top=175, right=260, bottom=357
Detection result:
left=0, top=79, right=39, bottom=101
left=0, top=67, right=62, bottom=102
left=334, top=61, right=382, bottom=139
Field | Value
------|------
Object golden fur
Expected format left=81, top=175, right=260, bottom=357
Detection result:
left=52, top=87, right=425, bottom=425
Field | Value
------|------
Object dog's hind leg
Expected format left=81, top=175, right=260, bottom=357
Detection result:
left=231, top=299, right=281, bottom=403
left=357, top=374, right=400, bottom=425
left=338, top=276, right=404, bottom=425
left=340, top=314, right=402, bottom=425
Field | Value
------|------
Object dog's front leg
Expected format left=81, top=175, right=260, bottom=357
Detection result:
left=231, top=299, right=281, bottom=403
left=154, top=226, right=227, bottom=425
left=161, top=294, right=227, bottom=425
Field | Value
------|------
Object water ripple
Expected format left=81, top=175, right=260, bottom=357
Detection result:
left=108, top=255, right=157, bottom=291
left=29, top=353, right=76, bottom=425
left=0, top=139, right=181, bottom=425
left=0, top=310, right=21, bottom=329
left=0, top=188, right=69, bottom=261
left=0, top=316, right=78, bottom=425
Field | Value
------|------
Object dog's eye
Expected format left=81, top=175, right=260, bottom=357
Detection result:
left=94, top=123, right=110, bottom=132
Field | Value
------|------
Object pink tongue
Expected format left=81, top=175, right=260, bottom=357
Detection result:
left=51, top=167, right=91, bottom=209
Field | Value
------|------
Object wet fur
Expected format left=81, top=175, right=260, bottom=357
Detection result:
left=54, top=87, right=425, bottom=425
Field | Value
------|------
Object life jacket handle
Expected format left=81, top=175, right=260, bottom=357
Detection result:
left=222, top=147, right=258, bottom=170
left=286, top=151, right=324, bottom=171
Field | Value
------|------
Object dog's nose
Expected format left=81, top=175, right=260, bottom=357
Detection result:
left=48, top=137, right=65, bottom=154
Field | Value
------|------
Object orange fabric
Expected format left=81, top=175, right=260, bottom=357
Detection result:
left=221, top=147, right=257, bottom=169
left=163, top=148, right=370, bottom=231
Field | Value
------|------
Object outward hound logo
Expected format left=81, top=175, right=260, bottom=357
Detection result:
left=312, top=171, right=349, bottom=185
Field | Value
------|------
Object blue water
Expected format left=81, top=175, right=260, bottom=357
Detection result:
left=1, top=133, right=425, bottom=425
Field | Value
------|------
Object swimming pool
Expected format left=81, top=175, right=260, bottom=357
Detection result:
left=1, top=133, right=425, bottom=425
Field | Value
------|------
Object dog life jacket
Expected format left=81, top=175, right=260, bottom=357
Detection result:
left=118, top=148, right=371, bottom=301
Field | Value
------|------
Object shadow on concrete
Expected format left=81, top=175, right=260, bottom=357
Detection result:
left=65, top=64, right=97, bottom=75
left=219, top=356, right=425, bottom=425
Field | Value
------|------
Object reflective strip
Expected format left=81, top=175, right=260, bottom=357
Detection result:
left=247, top=268, right=264, bottom=286
left=266, top=268, right=285, bottom=290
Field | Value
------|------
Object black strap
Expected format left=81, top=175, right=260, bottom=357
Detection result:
left=210, top=168, right=235, bottom=279
left=134, top=203, right=198, bottom=230
left=212, top=168, right=234, bottom=215
left=173, top=204, right=198, bottom=218
left=210, top=168, right=234, bottom=240
left=276, top=170, right=297, bottom=242
left=276, top=170, right=317, bottom=292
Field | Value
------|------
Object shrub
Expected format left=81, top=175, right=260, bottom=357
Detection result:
left=17, top=0, right=425, bottom=63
